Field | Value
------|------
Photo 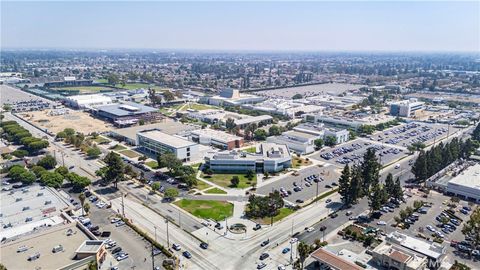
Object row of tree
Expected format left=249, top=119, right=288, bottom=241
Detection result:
left=245, top=191, right=284, bottom=224
left=1, top=121, right=49, bottom=154
left=338, top=148, right=403, bottom=212
left=411, top=138, right=478, bottom=182
left=56, top=128, right=101, bottom=159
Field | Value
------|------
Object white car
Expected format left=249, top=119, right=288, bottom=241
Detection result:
left=377, top=221, right=387, bottom=226
left=278, top=265, right=286, bottom=270
left=115, top=221, right=125, bottom=227
left=116, top=254, right=129, bottom=261
left=289, top=238, right=298, bottom=244
left=426, top=225, right=436, bottom=232
left=110, top=218, right=121, bottom=224
left=306, top=227, right=315, bottom=232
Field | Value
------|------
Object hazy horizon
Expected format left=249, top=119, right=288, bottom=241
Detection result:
left=2, top=1, right=479, bottom=52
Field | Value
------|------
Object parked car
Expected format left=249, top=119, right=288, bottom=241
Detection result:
left=172, top=244, right=181, bottom=251
left=259, top=253, right=269, bottom=260
left=257, top=262, right=267, bottom=269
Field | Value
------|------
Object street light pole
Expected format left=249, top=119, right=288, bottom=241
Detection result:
left=154, top=226, right=157, bottom=243
left=165, top=219, right=170, bottom=247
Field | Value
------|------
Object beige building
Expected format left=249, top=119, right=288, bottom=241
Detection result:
left=372, top=242, right=428, bottom=270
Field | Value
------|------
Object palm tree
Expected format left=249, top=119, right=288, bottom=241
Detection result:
left=297, top=241, right=311, bottom=269
left=79, top=193, right=86, bottom=216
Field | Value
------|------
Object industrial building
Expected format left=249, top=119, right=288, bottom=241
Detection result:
left=304, top=112, right=396, bottom=129
left=243, top=98, right=323, bottom=118
left=204, top=143, right=291, bottom=173
left=186, top=109, right=273, bottom=129
left=109, top=121, right=197, bottom=145
left=390, top=99, right=425, bottom=117
left=63, top=94, right=113, bottom=109
left=137, top=130, right=199, bottom=162
left=189, top=128, right=244, bottom=150
left=445, top=163, right=480, bottom=202
left=93, top=101, right=160, bottom=126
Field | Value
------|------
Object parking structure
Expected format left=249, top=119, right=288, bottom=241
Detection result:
left=257, top=165, right=340, bottom=205
left=311, top=138, right=408, bottom=167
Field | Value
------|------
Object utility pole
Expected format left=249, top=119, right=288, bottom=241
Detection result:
left=154, top=226, right=157, bottom=243
left=165, top=219, right=170, bottom=247
left=121, top=193, right=125, bottom=217
left=151, top=242, right=155, bottom=270
left=315, top=179, right=319, bottom=202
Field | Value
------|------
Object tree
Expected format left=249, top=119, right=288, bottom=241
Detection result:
left=11, top=149, right=28, bottom=158
left=26, top=140, right=49, bottom=154
left=40, top=171, right=64, bottom=188
left=338, top=165, right=352, bottom=206
left=297, top=241, right=310, bottom=269
left=164, top=188, right=179, bottom=200
left=412, top=150, right=428, bottom=182
left=64, top=128, right=75, bottom=136
left=31, top=165, right=47, bottom=178
left=360, top=148, right=381, bottom=194
left=79, top=193, right=86, bottom=216
left=8, top=165, right=27, bottom=182
left=163, top=90, right=175, bottom=101
left=268, top=125, right=282, bottom=136
left=20, top=171, right=36, bottom=185
left=369, top=184, right=387, bottom=213
left=151, top=182, right=161, bottom=191
left=472, top=122, right=480, bottom=141
left=37, top=155, right=57, bottom=170
left=314, top=138, right=324, bottom=150
left=157, top=153, right=182, bottom=172
left=225, top=118, right=237, bottom=133
left=244, top=123, right=258, bottom=140
left=462, top=207, right=480, bottom=248
left=101, top=152, right=125, bottom=188
left=56, top=131, right=67, bottom=140
left=87, top=146, right=101, bottom=159
left=107, top=73, right=120, bottom=85
left=392, top=177, right=404, bottom=201
left=349, top=166, right=363, bottom=203
left=254, top=129, right=268, bottom=141
left=231, top=176, right=240, bottom=187
left=384, top=173, right=395, bottom=197
left=324, top=135, right=337, bottom=147
left=66, top=172, right=91, bottom=190
left=55, top=166, right=69, bottom=177
left=246, top=170, right=255, bottom=180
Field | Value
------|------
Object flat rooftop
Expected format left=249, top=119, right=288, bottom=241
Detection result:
left=387, top=231, right=445, bottom=259
left=1, top=222, right=90, bottom=270
left=112, top=120, right=197, bottom=141
left=190, top=128, right=242, bottom=142
left=96, top=101, right=157, bottom=117
left=448, top=163, right=480, bottom=189
left=0, top=184, right=71, bottom=233
left=138, top=130, right=197, bottom=148
left=76, top=240, right=104, bottom=253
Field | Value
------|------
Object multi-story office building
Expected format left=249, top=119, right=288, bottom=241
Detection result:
left=390, top=99, right=425, bottom=117
left=204, top=143, right=291, bottom=173
left=137, top=130, right=198, bottom=162
left=267, top=130, right=319, bottom=154
left=189, top=128, right=243, bottom=150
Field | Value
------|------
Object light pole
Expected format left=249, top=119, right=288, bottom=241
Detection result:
left=165, top=219, right=170, bottom=248
left=154, top=226, right=157, bottom=243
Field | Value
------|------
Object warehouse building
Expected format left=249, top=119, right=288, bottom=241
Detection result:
left=93, top=101, right=161, bottom=126
left=137, top=130, right=198, bottom=162
left=189, top=128, right=243, bottom=150
left=204, top=143, right=291, bottom=173
left=186, top=109, right=272, bottom=129
left=64, top=94, right=113, bottom=109
left=445, top=163, right=480, bottom=202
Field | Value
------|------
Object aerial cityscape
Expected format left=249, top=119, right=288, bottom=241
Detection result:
left=1, top=1, right=479, bottom=270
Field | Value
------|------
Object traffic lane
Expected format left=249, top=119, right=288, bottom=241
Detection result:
left=116, top=181, right=203, bottom=233
left=257, top=166, right=340, bottom=203
left=87, top=200, right=167, bottom=270
left=297, top=199, right=369, bottom=245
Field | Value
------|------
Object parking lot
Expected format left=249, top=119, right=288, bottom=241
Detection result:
left=79, top=191, right=168, bottom=270
left=257, top=165, right=340, bottom=204
left=0, top=85, right=55, bottom=110
left=311, top=138, right=408, bottom=167
left=368, top=122, right=462, bottom=148
left=1, top=184, right=70, bottom=229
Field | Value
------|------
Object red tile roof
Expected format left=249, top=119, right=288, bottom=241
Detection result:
left=311, top=248, right=363, bottom=270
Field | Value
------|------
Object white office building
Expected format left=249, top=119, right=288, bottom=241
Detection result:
left=390, top=99, right=425, bottom=117
left=189, top=128, right=244, bottom=150
left=204, top=143, right=291, bottom=173
left=267, top=130, right=319, bottom=154
left=137, top=130, right=198, bottom=162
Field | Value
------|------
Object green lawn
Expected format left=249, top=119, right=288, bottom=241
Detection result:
left=119, top=149, right=141, bottom=158
left=292, top=156, right=312, bottom=168
left=200, top=172, right=256, bottom=189
left=50, top=86, right=117, bottom=93
left=91, top=136, right=110, bottom=144
left=204, top=187, right=227, bottom=194
left=244, top=147, right=257, bottom=153
left=174, top=199, right=233, bottom=221
left=180, top=103, right=217, bottom=111
left=194, top=180, right=211, bottom=191
left=111, top=144, right=127, bottom=151
left=145, top=160, right=159, bottom=169
left=257, top=208, right=295, bottom=225
left=95, top=79, right=108, bottom=84
left=120, top=83, right=165, bottom=91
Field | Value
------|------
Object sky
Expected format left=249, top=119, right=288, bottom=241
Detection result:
left=1, top=1, right=479, bottom=52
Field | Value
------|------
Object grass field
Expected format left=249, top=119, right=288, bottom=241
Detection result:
left=244, top=146, right=257, bottom=153
left=256, top=208, right=295, bottom=225
left=174, top=199, right=233, bottom=221
left=204, top=187, right=227, bottom=194
left=95, top=79, right=108, bottom=84
left=200, top=172, right=256, bottom=189
left=145, top=160, right=159, bottom=169
left=179, top=103, right=217, bottom=111
left=91, top=136, right=110, bottom=144
left=119, top=149, right=141, bottom=158
left=194, top=180, right=211, bottom=191
left=50, top=86, right=117, bottom=93
left=111, top=144, right=127, bottom=151
left=292, top=156, right=312, bottom=168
